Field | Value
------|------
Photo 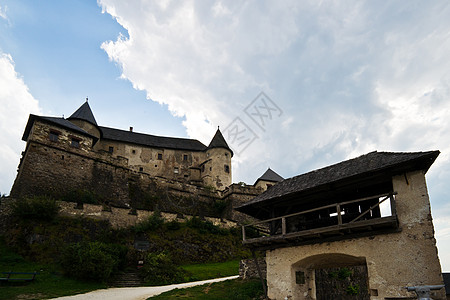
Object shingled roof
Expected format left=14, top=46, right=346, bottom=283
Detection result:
left=207, top=128, right=233, bottom=157
left=236, top=151, right=439, bottom=215
left=68, top=101, right=98, bottom=126
left=22, top=115, right=96, bottom=141
left=99, top=126, right=207, bottom=151
left=255, top=168, right=284, bottom=184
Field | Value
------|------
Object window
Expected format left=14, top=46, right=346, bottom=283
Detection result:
left=158, top=153, right=163, bottom=160
left=49, top=131, right=59, bottom=142
left=225, top=153, right=228, bottom=157
left=108, top=146, right=114, bottom=153
left=71, top=138, right=80, bottom=148
left=132, top=149, right=136, bottom=154
left=183, top=154, right=188, bottom=161
left=174, top=167, right=179, bottom=174
left=201, top=165, right=205, bottom=172
left=139, top=167, right=143, bottom=172
left=224, top=165, right=230, bottom=173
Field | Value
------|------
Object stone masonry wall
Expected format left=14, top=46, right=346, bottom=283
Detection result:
left=265, top=170, right=445, bottom=300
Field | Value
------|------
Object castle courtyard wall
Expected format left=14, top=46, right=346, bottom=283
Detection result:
left=265, top=170, right=445, bottom=300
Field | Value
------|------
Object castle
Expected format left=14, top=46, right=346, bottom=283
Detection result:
left=9, top=101, right=283, bottom=218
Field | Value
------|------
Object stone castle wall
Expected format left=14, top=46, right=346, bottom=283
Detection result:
left=265, top=170, right=445, bottom=300
left=11, top=138, right=259, bottom=221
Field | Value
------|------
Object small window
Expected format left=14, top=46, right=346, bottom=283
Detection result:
left=209, top=167, right=212, bottom=171
left=155, top=164, right=158, bottom=167
left=295, top=271, right=305, bottom=284
left=174, top=167, right=179, bottom=174
left=184, top=174, right=188, bottom=178
left=132, top=149, right=136, bottom=154
left=224, top=165, right=230, bottom=173
left=139, top=167, right=143, bottom=172
left=183, top=154, right=188, bottom=161
left=225, top=153, right=228, bottom=157
left=49, top=131, right=59, bottom=142
left=201, top=165, right=205, bottom=172
left=158, top=153, right=163, bottom=160
left=71, top=138, right=80, bottom=148
left=108, top=146, right=114, bottom=153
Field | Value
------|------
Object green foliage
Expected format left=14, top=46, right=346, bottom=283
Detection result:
left=346, top=284, right=360, bottom=295
left=181, top=260, right=239, bottom=282
left=60, top=242, right=127, bottom=282
left=185, top=217, right=228, bottom=235
left=11, top=196, right=59, bottom=221
left=135, top=212, right=165, bottom=233
left=213, top=200, right=228, bottom=216
left=203, top=185, right=216, bottom=193
left=149, top=278, right=264, bottom=300
left=166, top=220, right=181, bottom=230
left=141, top=252, right=187, bottom=285
left=338, top=267, right=352, bottom=280
left=62, top=189, right=98, bottom=204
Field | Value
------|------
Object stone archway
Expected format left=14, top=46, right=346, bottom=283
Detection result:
left=291, top=253, right=369, bottom=300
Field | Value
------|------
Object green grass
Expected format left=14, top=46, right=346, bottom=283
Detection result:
left=181, top=260, right=239, bottom=282
left=148, top=278, right=264, bottom=300
left=0, top=239, right=106, bottom=300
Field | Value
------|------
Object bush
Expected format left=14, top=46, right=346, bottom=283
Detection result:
left=141, top=252, right=187, bottom=285
left=185, top=217, right=228, bottom=235
left=135, top=212, right=165, bottom=233
left=60, top=242, right=127, bottom=282
left=11, top=196, right=59, bottom=221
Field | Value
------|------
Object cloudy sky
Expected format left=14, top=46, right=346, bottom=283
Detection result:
left=1, top=1, right=450, bottom=271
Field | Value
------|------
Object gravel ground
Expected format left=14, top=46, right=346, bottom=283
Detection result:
left=50, top=275, right=239, bottom=300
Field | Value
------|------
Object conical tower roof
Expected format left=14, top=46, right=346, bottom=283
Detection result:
left=68, top=101, right=97, bottom=126
left=207, top=128, right=233, bottom=157
left=256, top=168, right=284, bottom=184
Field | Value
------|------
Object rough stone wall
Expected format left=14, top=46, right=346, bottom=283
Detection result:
left=239, top=257, right=267, bottom=280
left=94, top=139, right=206, bottom=183
left=57, top=201, right=237, bottom=229
left=265, top=170, right=445, bottom=300
left=69, top=119, right=100, bottom=139
left=202, top=147, right=232, bottom=190
left=223, top=184, right=263, bottom=224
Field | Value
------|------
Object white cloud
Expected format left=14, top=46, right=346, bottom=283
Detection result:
left=0, top=5, right=7, bottom=20
left=0, top=52, right=41, bottom=195
left=97, top=0, right=450, bottom=269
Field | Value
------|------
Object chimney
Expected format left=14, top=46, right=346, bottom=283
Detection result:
left=129, top=127, right=133, bottom=132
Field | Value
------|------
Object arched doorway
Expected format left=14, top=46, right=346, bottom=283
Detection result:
left=291, top=253, right=370, bottom=300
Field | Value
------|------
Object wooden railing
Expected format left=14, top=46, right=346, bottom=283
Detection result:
left=242, top=192, right=397, bottom=241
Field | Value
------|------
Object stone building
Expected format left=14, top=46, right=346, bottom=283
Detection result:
left=237, top=151, right=445, bottom=300
left=254, top=168, right=284, bottom=191
left=10, top=101, right=233, bottom=200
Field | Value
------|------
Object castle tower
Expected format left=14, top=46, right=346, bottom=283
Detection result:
left=202, top=128, right=233, bottom=190
left=67, top=100, right=100, bottom=139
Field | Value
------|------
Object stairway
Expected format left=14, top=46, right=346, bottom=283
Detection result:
left=109, top=271, right=143, bottom=287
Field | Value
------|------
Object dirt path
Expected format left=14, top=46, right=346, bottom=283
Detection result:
left=50, top=275, right=239, bottom=300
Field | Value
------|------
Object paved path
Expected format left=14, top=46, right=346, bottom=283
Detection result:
left=51, top=275, right=239, bottom=300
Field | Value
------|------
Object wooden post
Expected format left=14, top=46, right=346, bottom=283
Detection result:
left=337, top=204, right=342, bottom=225
left=282, top=217, right=286, bottom=235
left=390, top=193, right=397, bottom=217
left=242, top=225, right=246, bottom=241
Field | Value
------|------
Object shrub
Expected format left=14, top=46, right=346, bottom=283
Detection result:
left=141, top=252, right=187, bottom=285
left=185, top=217, right=228, bottom=235
left=60, top=242, right=127, bottom=282
left=134, top=212, right=165, bottom=233
left=11, top=196, right=59, bottom=221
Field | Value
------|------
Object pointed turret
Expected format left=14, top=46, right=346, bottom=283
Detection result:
left=254, top=168, right=283, bottom=191
left=67, top=101, right=100, bottom=139
left=207, top=128, right=233, bottom=157
left=68, top=101, right=97, bottom=126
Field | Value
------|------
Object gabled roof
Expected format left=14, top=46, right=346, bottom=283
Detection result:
left=68, top=101, right=97, bottom=126
left=255, top=168, right=284, bottom=185
left=236, top=151, right=439, bottom=216
left=99, top=126, right=207, bottom=151
left=207, top=128, right=233, bottom=157
left=22, top=115, right=96, bottom=141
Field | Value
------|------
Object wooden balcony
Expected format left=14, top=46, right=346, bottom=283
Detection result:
left=242, top=192, right=399, bottom=250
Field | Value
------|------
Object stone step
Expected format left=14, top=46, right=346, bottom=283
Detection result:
left=109, top=271, right=143, bottom=287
